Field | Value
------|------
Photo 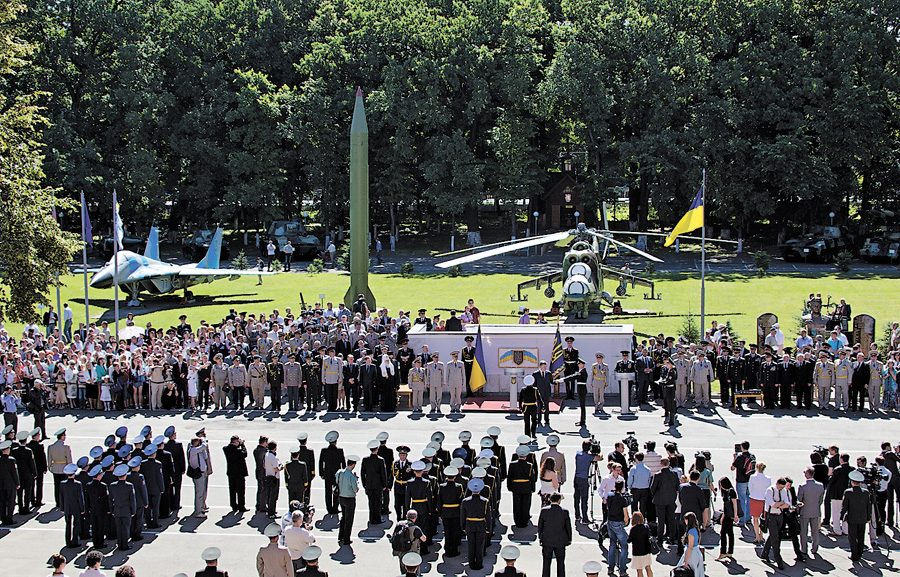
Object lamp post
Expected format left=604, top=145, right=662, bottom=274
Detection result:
left=533, top=211, right=539, bottom=237
left=574, top=211, right=580, bottom=226
left=829, top=211, right=835, bottom=226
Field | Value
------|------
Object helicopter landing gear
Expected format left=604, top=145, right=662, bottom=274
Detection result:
left=544, top=286, right=555, bottom=298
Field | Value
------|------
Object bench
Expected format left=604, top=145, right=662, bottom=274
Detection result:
left=397, top=384, right=411, bottom=408
left=733, top=389, right=763, bottom=406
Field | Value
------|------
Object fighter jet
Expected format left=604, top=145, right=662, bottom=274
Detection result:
left=90, top=227, right=269, bottom=306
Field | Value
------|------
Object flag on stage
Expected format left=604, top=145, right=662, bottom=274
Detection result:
left=80, top=191, right=93, bottom=247
left=113, top=189, right=124, bottom=250
left=664, top=185, right=704, bottom=247
left=469, top=326, right=488, bottom=392
left=550, top=325, right=564, bottom=379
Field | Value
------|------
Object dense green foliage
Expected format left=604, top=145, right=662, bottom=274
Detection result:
left=10, top=0, right=900, bottom=237
left=0, top=0, right=80, bottom=322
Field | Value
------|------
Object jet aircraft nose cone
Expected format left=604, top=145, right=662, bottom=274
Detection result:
left=90, top=267, right=112, bottom=288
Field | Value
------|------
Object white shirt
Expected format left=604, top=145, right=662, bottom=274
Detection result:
left=265, top=451, right=281, bottom=479
left=749, top=472, right=772, bottom=501
left=79, top=569, right=106, bottom=577
left=63, top=307, right=74, bottom=321
left=283, top=525, right=316, bottom=560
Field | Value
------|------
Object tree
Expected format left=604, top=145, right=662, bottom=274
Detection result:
left=0, top=0, right=80, bottom=322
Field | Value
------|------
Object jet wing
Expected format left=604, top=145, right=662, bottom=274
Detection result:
left=177, top=266, right=274, bottom=277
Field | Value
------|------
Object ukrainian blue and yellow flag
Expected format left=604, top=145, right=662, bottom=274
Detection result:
left=664, top=185, right=704, bottom=247
left=469, top=326, right=488, bottom=392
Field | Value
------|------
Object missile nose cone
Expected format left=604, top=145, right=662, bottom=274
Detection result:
left=351, top=87, right=368, bottom=134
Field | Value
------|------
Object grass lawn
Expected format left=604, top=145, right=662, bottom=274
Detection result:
left=9, top=270, right=900, bottom=344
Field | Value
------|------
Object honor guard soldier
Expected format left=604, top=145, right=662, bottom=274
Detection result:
left=815, top=352, right=835, bottom=409
left=285, top=446, right=310, bottom=505
left=376, top=432, right=393, bottom=515
left=28, top=428, right=47, bottom=508
left=48, top=428, right=73, bottom=509
left=759, top=351, right=779, bottom=409
left=392, top=446, right=413, bottom=520
left=319, top=431, right=345, bottom=515
left=397, top=341, right=414, bottom=386
left=589, top=353, right=610, bottom=413
left=425, top=353, right=445, bottom=414
left=60, top=463, right=84, bottom=547
left=0, top=440, right=17, bottom=525
left=405, top=461, right=433, bottom=553
left=297, top=432, right=316, bottom=504
left=519, top=377, right=540, bottom=438
left=508, top=445, right=536, bottom=528
left=12, top=430, right=36, bottom=515
left=321, top=348, right=343, bottom=412
left=562, top=336, right=579, bottom=399
left=361, top=440, right=388, bottom=525
left=541, top=434, right=567, bottom=487
left=267, top=355, right=284, bottom=412
left=496, top=545, right=525, bottom=577
left=437, top=465, right=465, bottom=557
left=461, top=478, right=492, bottom=570
left=408, top=359, right=426, bottom=412
left=197, top=546, right=229, bottom=577
left=462, top=336, right=478, bottom=396
left=298, top=545, right=327, bottom=576
left=486, top=427, right=507, bottom=482
left=456, top=431, right=476, bottom=466
left=446, top=352, right=466, bottom=413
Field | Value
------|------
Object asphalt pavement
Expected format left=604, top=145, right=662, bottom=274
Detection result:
left=4, top=400, right=898, bottom=577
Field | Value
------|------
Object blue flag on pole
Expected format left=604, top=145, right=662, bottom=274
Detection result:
left=80, top=191, right=93, bottom=247
left=550, top=325, right=564, bottom=379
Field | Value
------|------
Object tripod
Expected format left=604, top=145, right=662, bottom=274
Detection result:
left=587, top=460, right=605, bottom=541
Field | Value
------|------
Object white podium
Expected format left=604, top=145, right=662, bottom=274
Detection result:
left=616, top=372, right=635, bottom=415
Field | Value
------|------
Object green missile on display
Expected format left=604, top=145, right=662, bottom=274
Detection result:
left=344, top=87, right=376, bottom=309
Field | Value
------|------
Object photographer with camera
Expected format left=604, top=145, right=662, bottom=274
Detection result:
left=222, top=435, right=249, bottom=513
left=573, top=439, right=602, bottom=524
left=283, top=505, right=316, bottom=573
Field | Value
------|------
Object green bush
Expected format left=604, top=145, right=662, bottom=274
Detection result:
left=306, top=259, right=324, bottom=274
left=447, top=264, right=462, bottom=277
left=270, top=259, right=283, bottom=272
left=337, top=240, right=350, bottom=270
left=680, top=312, right=700, bottom=344
left=231, top=249, right=250, bottom=270
left=835, top=250, right=853, bottom=272
left=400, top=262, right=414, bottom=277
left=752, top=250, right=770, bottom=272
left=644, top=262, right=656, bottom=274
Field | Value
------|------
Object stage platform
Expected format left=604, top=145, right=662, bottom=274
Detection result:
left=463, top=396, right=563, bottom=413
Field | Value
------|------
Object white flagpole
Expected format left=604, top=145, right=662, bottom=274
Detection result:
left=81, top=191, right=90, bottom=328
left=113, top=189, right=120, bottom=343
left=700, top=169, right=707, bottom=334
left=53, top=203, right=62, bottom=336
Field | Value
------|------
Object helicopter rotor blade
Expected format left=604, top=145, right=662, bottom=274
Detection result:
left=435, top=231, right=572, bottom=258
left=436, top=231, right=572, bottom=268
left=586, top=231, right=664, bottom=262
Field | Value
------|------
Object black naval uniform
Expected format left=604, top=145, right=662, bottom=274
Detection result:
left=562, top=347, right=579, bottom=399
left=507, top=456, right=536, bottom=528
left=11, top=442, right=35, bottom=514
left=285, top=457, right=310, bottom=504
left=405, top=475, right=433, bottom=551
left=392, top=458, right=413, bottom=520
left=0, top=451, right=18, bottom=525
left=127, top=469, right=148, bottom=540
left=520, top=383, right=540, bottom=438
left=267, top=361, right=284, bottom=411
left=437, top=477, right=464, bottom=556
left=361, top=452, right=388, bottom=524
left=86, top=477, right=110, bottom=547
left=660, top=365, right=677, bottom=426
left=163, top=437, right=185, bottom=511
left=60, top=476, right=84, bottom=547
left=320, top=444, right=346, bottom=515
left=461, top=345, right=477, bottom=396
left=298, top=444, right=316, bottom=504
left=461, top=492, right=492, bottom=570
left=377, top=444, right=394, bottom=515
left=759, top=357, right=779, bottom=409
left=560, top=367, right=589, bottom=426
left=726, top=353, right=744, bottom=407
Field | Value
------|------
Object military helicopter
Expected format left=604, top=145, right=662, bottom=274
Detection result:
left=436, top=221, right=663, bottom=319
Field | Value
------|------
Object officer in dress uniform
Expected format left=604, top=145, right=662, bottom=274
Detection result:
left=297, top=545, right=327, bottom=576
left=461, top=478, right=492, bottom=571
left=319, top=431, right=345, bottom=515
left=361, top=440, right=388, bottom=525
left=48, top=428, right=72, bottom=509
left=690, top=351, right=714, bottom=409
left=408, top=359, right=426, bottom=413
left=507, top=445, right=536, bottom=528
left=462, top=336, right=477, bottom=396
left=562, top=337, right=579, bottom=400
left=60, top=463, right=84, bottom=547
left=814, top=352, right=835, bottom=409
left=321, top=348, right=343, bottom=412
left=446, top=352, right=466, bottom=413
left=541, top=434, right=567, bottom=487
left=759, top=351, right=779, bottom=409
left=405, top=461, right=433, bottom=553
left=589, top=353, right=610, bottom=413
left=495, top=545, right=525, bottom=577
left=297, top=433, right=315, bottom=504
left=85, top=464, right=109, bottom=548
left=163, top=426, right=186, bottom=511
left=127, top=456, right=148, bottom=541
left=141, top=445, right=164, bottom=528
left=392, top=446, right=412, bottom=520
left=519, top=377, right=540, bottom=438
left=27, top=428, right=46, bottom=508
left=0, top=440, right=17, bottom=525
left=833, top=350, right=853, bottom=411
left=285, top=445, right=309, bottom=505
left=456, top=431, right=476, bottom=466
left=673, top=351, right=691, bottom=407
left=196, top=546, right=229, bottom=577
left=12, top=430, right=35, bottom=515
left=397, top=341, right=414, bottom=386
left=425, top=353, right=444, bottom=414
left=376, top=432, right=393, bottom=515
left=437, top=465, right=465, bottom=557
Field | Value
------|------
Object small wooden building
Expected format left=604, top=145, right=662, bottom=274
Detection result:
left=530, top=170, right=592, bottom=231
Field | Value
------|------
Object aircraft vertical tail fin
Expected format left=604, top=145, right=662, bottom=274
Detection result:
left=144, top=227, right=160, bottom=261
left=196, top=228, right=223, bottom=269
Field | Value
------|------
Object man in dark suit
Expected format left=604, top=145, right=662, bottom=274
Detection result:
left=223, top=435, right=249, bottom=513
left=679, top=471, right=706, bottom=521
left=253, top=436, right=269, bottom=513
left=776, top=353, right=796, bottom=409
left=850, top=353, right=870, bottom=412
left=796, top=351, right=815, bottom=409
left=359, top=356, right=378, bottom=412
left=532, top=362, right=554, bottom=426
left=360, top=441, right=388, bottom=524
left=650, top=458, right=679, bottom=545
left=827, top=454, right=855, bottom=536
left=538, top=492, right=572, bottom=577
left=342, top=356, right=360, bottom=412
left=141, top=446, right=165, bottom=528
left=842, top=471, right=871, bottom=562
left=635, top=350, right=654, bottom=405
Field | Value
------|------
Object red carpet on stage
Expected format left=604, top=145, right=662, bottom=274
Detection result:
left=463, top=397, right=563, bottom=413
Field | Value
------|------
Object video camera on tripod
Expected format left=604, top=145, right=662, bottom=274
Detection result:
left=812, top=445, right=829, bottom=460
left=623, top=431, right=639, bottom=464
left=587, top=435, right=603, bottom=456
left=857, top=465, right=889, bottom=488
